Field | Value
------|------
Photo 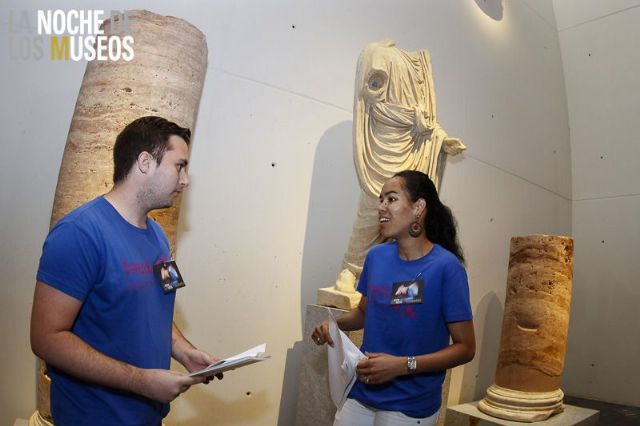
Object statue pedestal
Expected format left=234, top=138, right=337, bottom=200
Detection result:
left=316, top=287, right=361, bottom=310
left=446, top=401, right=598, bottom=426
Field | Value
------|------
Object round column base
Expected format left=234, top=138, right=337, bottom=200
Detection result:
left=478, top=384, right=564, bottom=422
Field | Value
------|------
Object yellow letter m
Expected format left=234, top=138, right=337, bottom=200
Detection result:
left=50, top=36, right=69, bottom=61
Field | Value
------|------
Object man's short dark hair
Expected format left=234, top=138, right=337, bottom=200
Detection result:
left=113, top=116, right=191, bottom=184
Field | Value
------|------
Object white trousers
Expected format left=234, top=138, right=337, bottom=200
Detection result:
left=334, top=398, right=439, bottom=426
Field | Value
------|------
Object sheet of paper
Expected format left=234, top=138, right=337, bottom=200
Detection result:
left=223, top=343, right=266, bottom=362
left=326, top=309, right=365, bottom=409
left=188, top=343, right=269, bottom=377
left=189, top=355, right=270, bottom=377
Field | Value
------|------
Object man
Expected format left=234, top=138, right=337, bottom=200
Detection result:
left=31, top=116, right=219, bottom=425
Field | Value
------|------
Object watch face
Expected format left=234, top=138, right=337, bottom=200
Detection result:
left=408, top=356, right=417, bottom=371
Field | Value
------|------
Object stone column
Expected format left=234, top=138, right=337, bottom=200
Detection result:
left=479, top=235, right=574, bottom=422
left=30, top=10, right=207, bottom=425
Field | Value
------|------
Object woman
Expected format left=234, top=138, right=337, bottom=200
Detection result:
left=312, top=170, right=475, bottom=426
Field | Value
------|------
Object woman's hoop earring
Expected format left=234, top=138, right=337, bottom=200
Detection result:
left=408, top=220, right=423, bottom=238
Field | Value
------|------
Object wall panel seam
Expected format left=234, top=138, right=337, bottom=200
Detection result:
left=466, top=154, right=572, bottom=201
left=557, top=4, right=640, bottom=32
left=573, top=193, right=640, bottom=202
left=209, top=67, right=352, bottom=114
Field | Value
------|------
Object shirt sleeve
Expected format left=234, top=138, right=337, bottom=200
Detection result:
left=356, top=254, right=371, bottom=297
left=36, top=221, right=101, bottom=302
left=441, top=260, right=473, bottom=323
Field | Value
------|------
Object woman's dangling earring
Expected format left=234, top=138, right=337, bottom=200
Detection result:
left=408, top=217, right=423, bottom=238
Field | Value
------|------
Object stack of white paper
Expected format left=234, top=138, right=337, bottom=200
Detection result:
left=189, top=343, right=270, bottom=377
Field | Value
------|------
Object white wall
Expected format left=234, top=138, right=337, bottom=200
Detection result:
left=554, top=0, right=640, bottom=406
left=0, top=1, right=573, bottom=424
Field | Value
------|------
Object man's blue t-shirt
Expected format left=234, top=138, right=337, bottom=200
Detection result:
left=37, top=196, right=175, bottom=426
left=349, top=242, right=472, bottom=418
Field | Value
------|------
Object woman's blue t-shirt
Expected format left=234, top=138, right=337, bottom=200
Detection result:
left=349, top=242, right=472, bottom=418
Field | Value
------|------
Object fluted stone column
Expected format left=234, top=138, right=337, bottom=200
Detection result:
left=30, top=10, right=207, bottom=425
left=479, top=235, right=574, bottom=422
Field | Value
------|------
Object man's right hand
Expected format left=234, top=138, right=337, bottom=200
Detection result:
left=133, top=369, right=202, bottom=403
left=31, top=282, right=206, bottom=405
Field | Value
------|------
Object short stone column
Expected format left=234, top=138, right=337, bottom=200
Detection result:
left=479, top=235, right=574, bottom=422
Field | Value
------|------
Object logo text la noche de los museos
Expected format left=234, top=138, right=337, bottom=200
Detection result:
left=39, top=10, right=134, bottom=61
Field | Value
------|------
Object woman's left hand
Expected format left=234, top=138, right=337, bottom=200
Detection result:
left=356, top=352, right=406, bottom=385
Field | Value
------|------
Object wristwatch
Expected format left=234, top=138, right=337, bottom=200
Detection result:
left=407, top=356, right=417, bottom=373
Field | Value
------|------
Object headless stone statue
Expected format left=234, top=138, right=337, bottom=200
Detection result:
left=316, top=40, right=465, bottom=309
